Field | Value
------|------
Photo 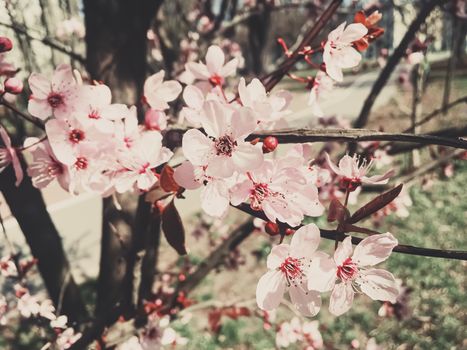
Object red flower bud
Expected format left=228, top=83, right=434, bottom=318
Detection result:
left=265, top=222, right=280, bottom=236
left=262, top=136, right=278, bottom=153
left=4, top=77, right=23, bottom=94
left=0, top=37, right=12, bottom=53
left=285, top=228, right=295, bottom=236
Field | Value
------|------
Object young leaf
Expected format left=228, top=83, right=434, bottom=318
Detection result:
left=328, top=199, right=350, bottom=223
left=160, top=164, right=180, bottom=192
left=161, top=199, right=187, bottom=255
left=347, top=184, right=403, bottom=224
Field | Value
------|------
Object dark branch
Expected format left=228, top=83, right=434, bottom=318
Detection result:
left=353, top=0, right=447, bottom=129
left=0, top=97, right=45, bottom=130
left=234, top=204, right=467, bottom=260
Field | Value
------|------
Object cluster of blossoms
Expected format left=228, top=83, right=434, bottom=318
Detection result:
left=256, top=223, right=400, bottom=317
left=0, top=10, right=406, bottom=347
left=0, top=255, right=81, bottom=349
left=24, top=64, right=180, bottom=195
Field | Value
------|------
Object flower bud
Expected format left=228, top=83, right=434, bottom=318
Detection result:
left=262, top=136, right=278, bottom=153
left=4, top=77, right=23, bottom=94
left=144, top=108, right=167, bottom=131
left=0, top=37, right=12, bottom=53
left=265, top=222, right=279, bottom=236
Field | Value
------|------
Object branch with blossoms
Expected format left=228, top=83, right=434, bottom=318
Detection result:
left=0, top=1, right=466, bottom=349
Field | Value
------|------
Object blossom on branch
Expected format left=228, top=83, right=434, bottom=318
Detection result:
left=256, top=224, right=323, bottom=317
left=307, top=233, right=400, bottom=316
left=0, top=125, right=23, bottom=186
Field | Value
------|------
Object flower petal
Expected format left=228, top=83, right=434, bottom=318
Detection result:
left=329, top=282, right=354, bottom=316
left=352, top=232, right=398, bottom=266
left=307, top=251, right=337, bottom=292
left=289, top=284, right=322, bottom=317
left=289, top=223, right=321, bottom=259
left=267, top=244, right=290, bottom=270
left=256, top=270, right=286, bottom=311
left=183, top=85, right=204, bottom=110
left=219, top=57, right=238, bottom=77
left=334, top=236, right=353, bottom=266
left=28, top=73, right=50, bottom=99
left=182, top=129, right=212, bottom=166
left=205, top=45, right=225, bottom=75
left=358, top=268, right=399, bottom=303
left=173, top=161, right=202, bottom=190
left=200, top=180, right=229, bottom=217
left=231, top=143, right=263, bottom=172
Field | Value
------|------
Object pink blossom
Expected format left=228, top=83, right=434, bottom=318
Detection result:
left=323, top=22, right=368, bottom=81
left=28, top=64, right=80, bottom=120
left=179, top=84, right=224, bottom=126
left=0, top=53, right=16, bottom=76
left=185, top=45, right=238, bottom=86
left=275, top=317, right=303, bottom=348
left=55, top=328, right=82, bottom=350
left=256, top=224, right=322, bottom=316
left=75, top=83, right=129, bottom=132
left=231, top=158, right=324, bottom=227
left=25, top=138, right=70, bottom=190
left=182, top=101, right=263, bottom=178
left=17, top=293, right=40, bottom=318
left=174, top=161, right=231, bottom=217
left=325, top=153, right=394, bottom=188
left=45, top=116, right=103, bottom=166
left=0, top=256, right=17, bottom=277
left=116, top=336, right=143, bottom=350
left=308, top=71, right=334, bottom=117
left=143, top=70, right=182, bottom=110
left=0, top=125, right=23, bottom=186
left=307, top=233, right=400, bottom=316
left=238, top=78, right=292, bottom=128
left=144, top=109, right=168, bottom=131
left=39, top=299, right=56, bottom=320
left=114, top=131, right=172, bottom=193
left=50, top=315, right=68, bottom=329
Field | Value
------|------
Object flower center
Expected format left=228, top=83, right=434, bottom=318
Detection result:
left=74, top=157, right=88, bottom=170
left=48, top=162, right=63, bottom=176
left=339, top=177, right=361, bottom=192
left=214, top=135, right=236, bottom=157
left=209, top=74, right=224, bottom=86
left=249, top=183, right=271, bottom=210
left=139, top=162, right=150, bottom=174
left=88, top=109, right=100, bottom=119
left=47, top=93, right=64, bottom=108
left=279, top=257, right=303, bottom=282
left=68, top=129, right=85, bottom=144
left=336, top=257, right=359, bottom=281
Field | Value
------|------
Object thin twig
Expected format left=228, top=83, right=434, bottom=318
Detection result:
left=0, top=98, right=45, bottom=130
left=234, top=203, right=467, bottom=260
left=0, top=21, right=85, bottom=64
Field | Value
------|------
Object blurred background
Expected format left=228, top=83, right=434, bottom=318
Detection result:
left=0, top=0, right=466, bottom=349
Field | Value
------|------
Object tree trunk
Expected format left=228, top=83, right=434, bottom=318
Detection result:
left=0, top=160, right=87, bottom=323
left=83, top=0, right=164, bottom=322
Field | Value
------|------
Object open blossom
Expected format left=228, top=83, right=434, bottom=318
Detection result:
left=307, top=233, right=400, bottom=316
left=179, top=84, right=222, bottom=126
left=75, top=83, right=129, bottom=132
left=28, top=64, right=80, bottom=120
left=326, top=153, right=394, bottom=190
left=56, top=328, right=81, bottom=350
left=231, top=158, right=324, bottom=227
left=275, top=317, right=323, bottom=349
left=185, top=45, right=238, bottom=86
left=256, top=224, right=322, bottom=317
left=25, top=138, right=70, bottom=190
left=114, top=131, right=172, bottom=192
left=238, top=77, right=292, bottom=128
left=182, top=100, right=263, bottom=178
left=0, top=125, right=23, bottom=186
left=323, top=22, right=368, bottom=81
left=143, top=70, right=182, bottom=110
left=308, top=71, right=334, bottom=117
left=174, top=161, right=231, bottom=217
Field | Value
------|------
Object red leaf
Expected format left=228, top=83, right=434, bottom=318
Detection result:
left=161, top=199, right=187, bottom=255
left=160, top=165, right=180, bottom=192
left=347, top=184, right=403, bottom=224
left=328, top=199, right=350, bottom=223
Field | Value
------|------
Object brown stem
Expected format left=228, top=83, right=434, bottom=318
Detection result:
left=234, top=203, right=467, bottom=260
left=0, top=98, right=45, bottom=130
left=260, top=0, right=343, bottom=92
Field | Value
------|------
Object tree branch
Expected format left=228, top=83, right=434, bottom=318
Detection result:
left=353, top=0, right=447, bottom=129
left=0, top=97, right=45, bottom=130
left=0, top=21, right=85, bottom=64
left=234, top=204, right=467, bottom=260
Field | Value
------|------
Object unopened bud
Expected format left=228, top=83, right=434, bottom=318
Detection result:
left=262, top=136, right=278, bottom=153
left=265, top=222, right=280, bottom=236
left=4, top=77, right=23, bottom=94
left=0, top=37, right=12, bottom=53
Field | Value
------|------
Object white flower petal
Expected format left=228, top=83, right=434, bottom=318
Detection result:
left=329, top=282, right=354, bottom=316
left=289, top=284, right=322, bottom=317
left=358, top=268, right=399, bottom=303
left=352, top=232, right=398, bottom=266
left=289, top=223, right=321, bottom=259
left=256, top=270, right=286, bottom=311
